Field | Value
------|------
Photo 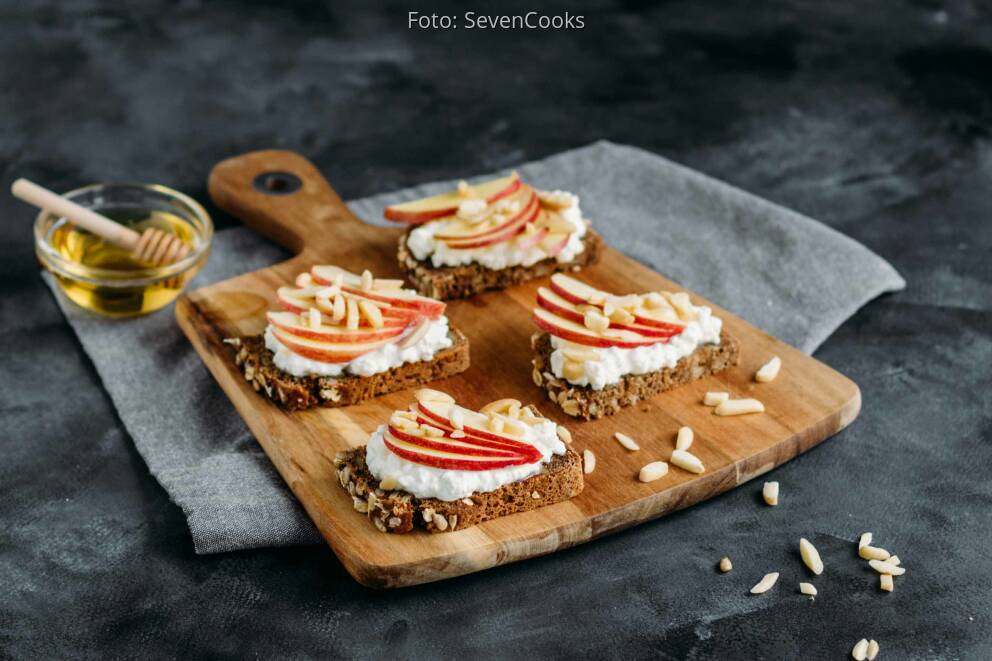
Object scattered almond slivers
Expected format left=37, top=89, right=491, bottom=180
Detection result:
left=583, top=449, right=596, bottom=474
left=869, top=559, right=905, bottom=576
left=638, top=461, right=669, bottom=483
left=614, top=432, right=640, bottom=452
left=719, top=557, right=733, bottom=573
left=480, top=399, right=521, bottom=415
left=799, top=582, right=817, bottom=597
left=762, top=481, right=779, bottom=506
left=397, top=319, right=430, bottom=350
left=308, top=307, right=321, bottom=329
left=360, top=269, right=374, bottom=291
left=866, top=640, right=880, bottom=661
left=755, top=356, right=782, bottom=383
left=556, top=425, right=572, bottom=444
left=750, top=572, right=779, bottom=594
left=670, top=449, right=705, bottom=474
left=799, top=538, right=824, bottom=575
left=852, top=638, right=869, bottom=661
left=583, top=309, right=610, bottom=333
left=414, top=388, right=455, bottom=404
left=879, top=574, right=894, bottom=592
left=714, top=398, right=765, bottom=416
left=345, top=298, right=360, bottom=331
left=703, top=391, right=730, bottom=407
left=888, top=555, right=901, bottom=566
left=858, top=532, right=873, bottom=550
left=675, top=426, right=694, bottom=451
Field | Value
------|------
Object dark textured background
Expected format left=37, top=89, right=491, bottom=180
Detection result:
left=2, top=1, right=990, bottom=659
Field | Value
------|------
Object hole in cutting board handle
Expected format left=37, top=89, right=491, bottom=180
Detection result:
left=252, top=171, right=302, bottom=196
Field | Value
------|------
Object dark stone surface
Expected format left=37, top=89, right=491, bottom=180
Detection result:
left=1, top=1, right=990, bottom=658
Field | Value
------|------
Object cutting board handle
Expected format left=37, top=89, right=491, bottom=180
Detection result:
left=207, top=150, right=364, bottom=260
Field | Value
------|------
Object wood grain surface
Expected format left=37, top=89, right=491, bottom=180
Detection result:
left=176, top=150, right=861, bottom=588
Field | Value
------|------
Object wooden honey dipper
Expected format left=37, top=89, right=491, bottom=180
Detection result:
left=13, top=178, right=191, bottom=266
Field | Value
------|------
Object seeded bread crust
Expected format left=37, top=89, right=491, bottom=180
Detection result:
left=226, top=329, right=470, bottom=411
left=398, top=229, right=604, bottom=300
left=333, top=445, right=584, bottom=534
left=530, top=330, right=741, bottom=420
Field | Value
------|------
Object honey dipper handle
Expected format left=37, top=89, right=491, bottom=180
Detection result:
left=12, top=178, right=141, bottom=251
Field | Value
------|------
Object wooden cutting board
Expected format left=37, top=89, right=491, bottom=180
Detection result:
left=176, top=150, right=861, bottom=589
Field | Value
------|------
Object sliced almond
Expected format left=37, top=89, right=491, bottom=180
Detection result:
left=345, top=297, right=360, bottom=330
left=664, top=291, right=697, bottom=320
left=670, top=449, right=704, bottom=474
left=480, top=399, right=521, bottom=415
left=888, top=555, right=901, bottom=566
left=675, top=426, right=694, bottom=451
left=397, top=319, right=430, bottom=350
left=719, top=557, right=733, bottom=573
left=358, top=299, right=384, bottom=328
left=859, top=545, right=890, bottom=561
left=450, top=430, right=466, bottom=439
left=432, top=513, right=448, bottom=531
left=583, top=449, right=596, bottom=474
left=763, top=481, right=779, bottom=506
left=714, top=398, right=765, bottom=416
left=614, top=432, right=640, bottom=451
left=859, top=532, right=873, bottom=550
left=799, top=582, right=817, bottom=597
left=799, top=538, right=824, bottom=575
left=869, top=559, right=905, bottom=576
left=562, top=361, right=585, bottom=381
left=331, top=293, right=346, bottom=322
left=307, top=307, right=321, bottom=329
left=360, top=269, right=374, bottom=292
left=879, top=574, right=894, bottom=592
left=852, top=638, right=869, bottom=661
left=583, top=309, right=610, bottom=333
left=421, top=424, right=444, bottom=437
left=414, top=388, right=454, bottom=404
left=487, top=416, right=505, bottom=433
left=556, top=425, right=572, bottom=444
left=608, top=307, right=635, bottom=324
left=638, top=461, right=668, bottom=483
left=755, top=356, right=782, bottom=383
left=562, top=345, right=600, bottom=363
left=750, top=572, right=779, bottom=594
left=703, top=391, right=730, bottom=407
left=643, top=292, right=668, bottom=309
left=866, top=640, right=879, bottom=661
left=372, top=278, right=404, bottom=291
left=450, top=407, right=465, bottom=430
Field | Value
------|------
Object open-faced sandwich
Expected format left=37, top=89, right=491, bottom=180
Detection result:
left=333, top=389, right=583, bottom=533
left=227, top=265, right=469, bottom=411
left=387, top=172, right=603, bottom=300
left=530, top=274, right=740, bottom=419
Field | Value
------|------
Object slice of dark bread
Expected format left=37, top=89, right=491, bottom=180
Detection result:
left=333, top=445, right=584, bottom=534
left=398, top=229, right=604, bottom=300
left=530, top=330, right=741, bottom=420
left=226, top=329, right=470, bottom=411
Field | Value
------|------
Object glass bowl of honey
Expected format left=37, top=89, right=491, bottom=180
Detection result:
left=34, top=183, right=212, bottom=317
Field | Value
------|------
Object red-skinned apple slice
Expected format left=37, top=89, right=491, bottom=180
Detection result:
left=535, top=288, right=682, bottom=340
left=516, top=225, right=548, bottom=250
left=631, top=307, right=687, bottom=332
left=383, top=432, right=534, bottom=471
left=532, top=308, right=660, bottom=349
left=434, top=188, right=538, bottom=242
left=441, top=197, right=540, bottom=250
left=386, top=426, right=520, bottom=459
left=549, top=273, right=607, bottom=305
left=310, top=267, right=446, bottom=319
left=271, top=328, right=391, bottom=363
left=416, top=401, right=543, bottom=457
left=275, top=287, right=414, bottom=326
left=267, top=312, right=407, bottom=343
left=383, top=173, right=521, bottom=224
left=540, top=231, right=571, bottom=257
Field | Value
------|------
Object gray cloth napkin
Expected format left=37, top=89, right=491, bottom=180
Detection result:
left=45, top=141, right=905, bottom=553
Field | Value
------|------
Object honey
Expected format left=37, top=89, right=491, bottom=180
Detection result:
left=34, top=183, right=212, bottom=317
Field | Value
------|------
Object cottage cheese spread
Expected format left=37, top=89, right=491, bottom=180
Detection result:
left=550, top=307, right=723, bottom=390
left=264, top=317, right=452, bottom=378
left=364, top=418, right=566, bottom=501
left=406, top=190, right=587, bottom=269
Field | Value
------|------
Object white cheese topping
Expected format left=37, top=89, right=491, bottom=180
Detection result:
left=364, top=419, right=566, bottom=501
left=406, top=189, right=587, bottom=269
left=263, top=317, right=452, bottom=378
left=550, top=307, right=723, bottom=390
